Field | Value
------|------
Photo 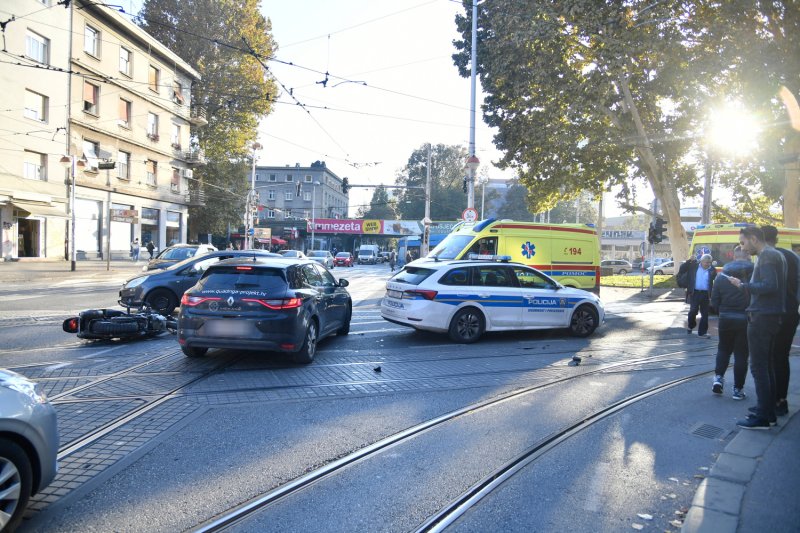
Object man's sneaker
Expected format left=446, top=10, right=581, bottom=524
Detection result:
left=748, top=405, right=758, bottom=414
left=746, top=413, right=777, bottom=426
left=732, top=388, right=746, bottom=401
left=687, top=328, right=693, bottom=335
left=712, top=375, right=724, bottom=394
left=737, top=416, right=771, bottom=430
left=700, top=334, right=711, bottom=339
left=776, top=400, right=789, bottom=416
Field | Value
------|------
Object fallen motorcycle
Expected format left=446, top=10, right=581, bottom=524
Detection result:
left=62, top=304, right=177, bottom=340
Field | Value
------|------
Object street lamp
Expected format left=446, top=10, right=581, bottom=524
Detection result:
left=310, top=181, right=320, bottom=251
left=465, top=155, right=480, bottom=209
left=60, top=155, right=86, bottom=271
left=247, top=142, right=262, bottom=249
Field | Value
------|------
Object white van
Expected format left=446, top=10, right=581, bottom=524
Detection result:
left=358, top=244, right=380, bottom=264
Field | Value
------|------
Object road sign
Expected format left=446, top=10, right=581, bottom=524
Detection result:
left=462, top=208, right=478, bottom=222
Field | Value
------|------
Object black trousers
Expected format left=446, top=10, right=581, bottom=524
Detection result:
left=747, top=314, right=782, bottom=421
left=688, top=290, right=710, bottom=335
left=714, top=317, right=748, bottom=389
left=773, top=311, right=799, bottom=402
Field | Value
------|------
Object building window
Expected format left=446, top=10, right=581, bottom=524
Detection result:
left=148, top=65, right=160, bottom=93
left=119, top=47, right=131, bottom=76
left=284, top=192, right=292, bottom=201
left=83, top=81, right=99, bottom=114
left=24, top=89, right=47, bottom=122
left=82, top=140, right=100, bottom=171
left=147, top=113, right=159, bottom=140
left=305, top=175, right=312, bottom=182
left=23, top=150, right=46, bottom=180
left=267, top=210, right=275, bottom=219
left=286, top=174, right=293, bottom=182
left=145, top=159, right=157, bottom=186
left=171, top=168, right=181, bottom=193
left=118, top=98, right=131, bottom=127
left=25, top=31, right=49, bottom=64
left=303, top=191, right=311, bottom=201
left=172, top=80, right=185, bottom=104
left=303, top=210, right=310, bottom=219
left=118, top=150, right=130, bottom=180
left=84, top=25, right=100, bottom=56
left=269, top=174, right=276, bottom=181
left=268, top=190, right=275, bottom=200
left=171, top=124, right=181, bottom=149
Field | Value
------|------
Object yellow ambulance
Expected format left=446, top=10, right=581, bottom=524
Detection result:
left=427, top=219, right=601, bottom=291
left=690, top=223, right=800, bottom=266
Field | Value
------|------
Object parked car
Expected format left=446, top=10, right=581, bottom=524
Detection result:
left=334, top=252, right=354, bottom=267
left=381, top=257, right=604, bottom=343
left=632, top=257, right=671, bottom=271
left=307, top=250, right=335, bottom=268
left=278, top=250, right=307, bottom=259
left=120, top=250, right=280, bottom=315
left=600, top=259, right=632, bottom=275
left=177, top=257, right=352, bottom=363
left=647, top=260, right=676, bottom=275
left=144, top=243, right=218, bottom=271
left=0, top=369, right=59, bottom=533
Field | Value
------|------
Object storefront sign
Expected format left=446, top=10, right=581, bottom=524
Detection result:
left=383, top=220, right=422, bottom=235
left=307, top=219, right=380, bottom=234
left=110, top=208, right=138, bottom=224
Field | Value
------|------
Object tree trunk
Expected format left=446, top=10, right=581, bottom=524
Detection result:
left=783, top=134, right=799, bottom=228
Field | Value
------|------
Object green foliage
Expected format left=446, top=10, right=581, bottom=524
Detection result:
left=357, top=186, right=397, bottom=219
left=494, top=181, right=598, bottom=223
left=601, top=275, right=676, bottom=289
left=395, top=144, right=468, bottom=221
left=137, top=0, right=277, bottom=235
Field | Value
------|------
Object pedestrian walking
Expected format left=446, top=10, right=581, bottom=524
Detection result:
left=130, top=239, right=140, bottom=262
left=678, top=253, right=716, bottom=337
left=146, top=240, right=155, bottom=259
left=710, top=246, right=753, bottom=400
left=389, top=250, right=397, bottom=272
left=727, top=226, right=787, bottom=430
left=405, top=250, right=413, bottom=265
left=762, top=225, right=800, bottom=417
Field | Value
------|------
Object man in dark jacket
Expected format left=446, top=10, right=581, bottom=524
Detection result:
left=710, top=247, right=753, bottom=399
left=678, top=254, right=717, bottom=337
left=762, top=226, right=800, bottom=417
left=727, top=226, right=787, bottom=429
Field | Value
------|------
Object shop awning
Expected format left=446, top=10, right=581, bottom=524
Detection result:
left=271, top=237, right=287, bottom=245
left=11, top=201, right=69, bottom=218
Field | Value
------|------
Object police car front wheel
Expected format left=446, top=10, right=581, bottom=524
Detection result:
left=569, top=304, right=599, bottom=337
left=448, top=307, right=485, bottom=343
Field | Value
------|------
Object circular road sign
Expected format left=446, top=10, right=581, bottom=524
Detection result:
left=462, top=208, right=479, bottom=222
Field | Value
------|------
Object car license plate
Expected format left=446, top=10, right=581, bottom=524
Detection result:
left=201, top=320, right=251, bottom=336
left=387, top=289, right=403, bottom=299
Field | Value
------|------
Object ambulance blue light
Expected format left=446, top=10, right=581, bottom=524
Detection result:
left=472, top=218, right=496, bottom=232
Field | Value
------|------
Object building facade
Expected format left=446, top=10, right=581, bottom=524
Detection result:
left=0, top=0, right=204, bottom=261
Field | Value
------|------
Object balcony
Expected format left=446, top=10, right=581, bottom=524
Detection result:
left=185, top=187, right=206, bottom=206
left=184, top=149, right=206, bottom=166
left=189, top=105, right=208, bottom=126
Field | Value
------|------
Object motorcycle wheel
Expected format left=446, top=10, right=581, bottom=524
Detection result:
left=89, top=318, right=139, bottom=335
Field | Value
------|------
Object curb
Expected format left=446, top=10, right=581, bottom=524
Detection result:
left=681, top=392, right=800, bottom=533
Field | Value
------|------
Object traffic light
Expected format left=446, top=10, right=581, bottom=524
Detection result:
left=654, top=217, right=667, bottom=243
left=647, top=222, right=656, bottom=244
left=342, top=177, right=350, bottom=194
left=462, top=176, right=468, bottom=193
left=296, top=182, right=301, bottom=197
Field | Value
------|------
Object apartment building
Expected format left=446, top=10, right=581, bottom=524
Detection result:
left=0, top=0, right=204, bottom=261
left=254, top=161, right=349, bottom=223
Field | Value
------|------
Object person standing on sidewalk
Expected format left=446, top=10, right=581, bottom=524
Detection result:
left=130, top=239, right=140, bottom=262
left=762, top=225, right=800, bottom=417
left=710, top=246, right=753, bottom=400
left=679, top=254, right=717, bottom=338
left=727, top=227, right=787, bottom=430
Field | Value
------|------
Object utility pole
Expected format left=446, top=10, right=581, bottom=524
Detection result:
left=421, top=145, right=432, bottom=257
left=467, top=0, right=478, bottom=209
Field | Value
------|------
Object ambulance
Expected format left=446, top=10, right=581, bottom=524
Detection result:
left=690, top=223, right=800, bottom=266
left=425, top=219, right=601, bottom=292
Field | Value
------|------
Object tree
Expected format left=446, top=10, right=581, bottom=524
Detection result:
left=138, top=0, right=277, bottom=236
left=357, top=186, right=397, bottom=219
left=495, top=181, right=598, bottom=223
left=453, top=1, right=749, bottom=262
left=395, top=144, right=468, bottom=221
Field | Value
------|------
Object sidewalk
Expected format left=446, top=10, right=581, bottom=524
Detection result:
left=0, top=259, right=145, bottom=283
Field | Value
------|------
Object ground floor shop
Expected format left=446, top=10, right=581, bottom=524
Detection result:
left=0, top=200, right=68, bottom=262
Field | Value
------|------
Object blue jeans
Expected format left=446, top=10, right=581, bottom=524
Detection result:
left=714, top=317, right=748, bottom=389
left=747, top=314, right=782, bottom=420
left=688, top=290, right=710, bottom=335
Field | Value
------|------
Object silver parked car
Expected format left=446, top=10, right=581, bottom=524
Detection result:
left=307, top=250, right=335, bottom=268
left=600, top=259, right=632, bottom=275
left=0, top=369, right=59, bottom=532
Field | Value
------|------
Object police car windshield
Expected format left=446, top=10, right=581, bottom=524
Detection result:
left=428, top=235, right=474, bottom=259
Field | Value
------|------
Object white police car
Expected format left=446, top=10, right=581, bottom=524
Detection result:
left=380, top=256, right=604, bottom=343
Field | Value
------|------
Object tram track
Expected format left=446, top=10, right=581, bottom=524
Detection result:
left=188, top=349, right=711, bottom=533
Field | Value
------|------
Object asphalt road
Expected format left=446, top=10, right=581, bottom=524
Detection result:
left=0, top=264, right=793, bottom=532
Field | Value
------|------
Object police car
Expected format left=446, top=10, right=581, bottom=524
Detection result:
left=380, top=256, right=604, bottom=343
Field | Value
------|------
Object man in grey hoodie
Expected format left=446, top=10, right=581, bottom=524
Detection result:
left=710, top=246, right=754, bottom=400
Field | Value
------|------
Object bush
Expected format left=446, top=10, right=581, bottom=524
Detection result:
left=600, top=274, right=677, bottom=288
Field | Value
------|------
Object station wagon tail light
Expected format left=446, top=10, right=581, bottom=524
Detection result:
left=181, top=294, right=222, bottom=306
left=242, top=297, right=302, bottom=309
left=404, top=289, right=438, bottom=300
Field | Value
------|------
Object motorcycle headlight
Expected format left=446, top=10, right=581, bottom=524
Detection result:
left=125, top=276, right=149, bottom=289
left=0, top=373, right=48, bottom=404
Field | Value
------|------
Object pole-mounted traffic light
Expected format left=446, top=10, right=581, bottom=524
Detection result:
left=296, top=182, right=301, bottom=197
left=342, top=177, right=350, bottom=194
left=462, top=176, right=468, bottom=193
left=647, top=222, right=656, bottom=244
left=654, top=217, right=667, bottom=243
